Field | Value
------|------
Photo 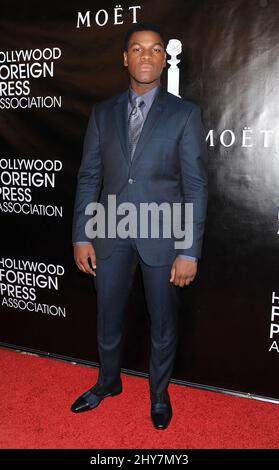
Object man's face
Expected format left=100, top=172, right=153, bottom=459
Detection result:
left=123, top=30, right=166, bottom=86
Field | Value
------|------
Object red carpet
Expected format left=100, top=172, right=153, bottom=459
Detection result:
left=0, top=347, right=278, bottom=449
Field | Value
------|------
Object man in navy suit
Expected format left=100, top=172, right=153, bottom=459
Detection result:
left=71, top=23, right=208, bottom=429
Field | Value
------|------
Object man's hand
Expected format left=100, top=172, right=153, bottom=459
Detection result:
left=170, top=257, right=197, bottom=287
left=74, top=243, right=96, bottom=276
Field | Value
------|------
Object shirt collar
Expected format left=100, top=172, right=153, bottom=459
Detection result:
left=128, top=85, right=160, bottom=108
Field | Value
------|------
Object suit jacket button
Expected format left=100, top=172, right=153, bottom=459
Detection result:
left=128, top=178, right=134, bottom=184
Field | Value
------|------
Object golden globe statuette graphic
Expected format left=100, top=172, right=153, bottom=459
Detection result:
left=166, top=39, right=182, bottom=98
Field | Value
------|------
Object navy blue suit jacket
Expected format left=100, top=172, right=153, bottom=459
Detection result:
left=72, top=86, right=208, bottom=266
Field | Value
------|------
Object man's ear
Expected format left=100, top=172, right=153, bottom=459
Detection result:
left=163, top=51, right=167, bottom=68
left=123, top=51, right=128, bottom=67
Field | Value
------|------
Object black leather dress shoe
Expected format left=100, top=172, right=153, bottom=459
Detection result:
left=71, top=382, right=122, bottom=413
left=150, top=390, right=172, bottom=430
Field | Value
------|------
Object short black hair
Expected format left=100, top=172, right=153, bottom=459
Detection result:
left=124, top=22, right=165, bottom=51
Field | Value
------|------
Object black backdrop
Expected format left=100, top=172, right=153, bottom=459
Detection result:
left=1, top=0, right=279, bottom=401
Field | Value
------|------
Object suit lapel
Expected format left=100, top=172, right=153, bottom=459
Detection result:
left=113, top=90, right=130, bottom=166
left=132, top=87, right=166, bottom=165
left=113, top=87, right=167, bottom=167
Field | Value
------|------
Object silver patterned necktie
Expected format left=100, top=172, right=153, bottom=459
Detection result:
left=128, top=96, right=145, bottom=160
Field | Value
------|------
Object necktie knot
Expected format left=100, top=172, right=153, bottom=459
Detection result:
left=131, top=96, right=145, bottom=115
left=135, top=96, right=144, bottom=107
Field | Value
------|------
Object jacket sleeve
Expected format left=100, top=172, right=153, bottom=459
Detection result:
left=72, top=105, right=103, bottom=244
left=177, top=105, right=208, bottom=258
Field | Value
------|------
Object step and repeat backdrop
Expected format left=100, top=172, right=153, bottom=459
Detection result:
left=1, top=0, right=279, bottom=401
